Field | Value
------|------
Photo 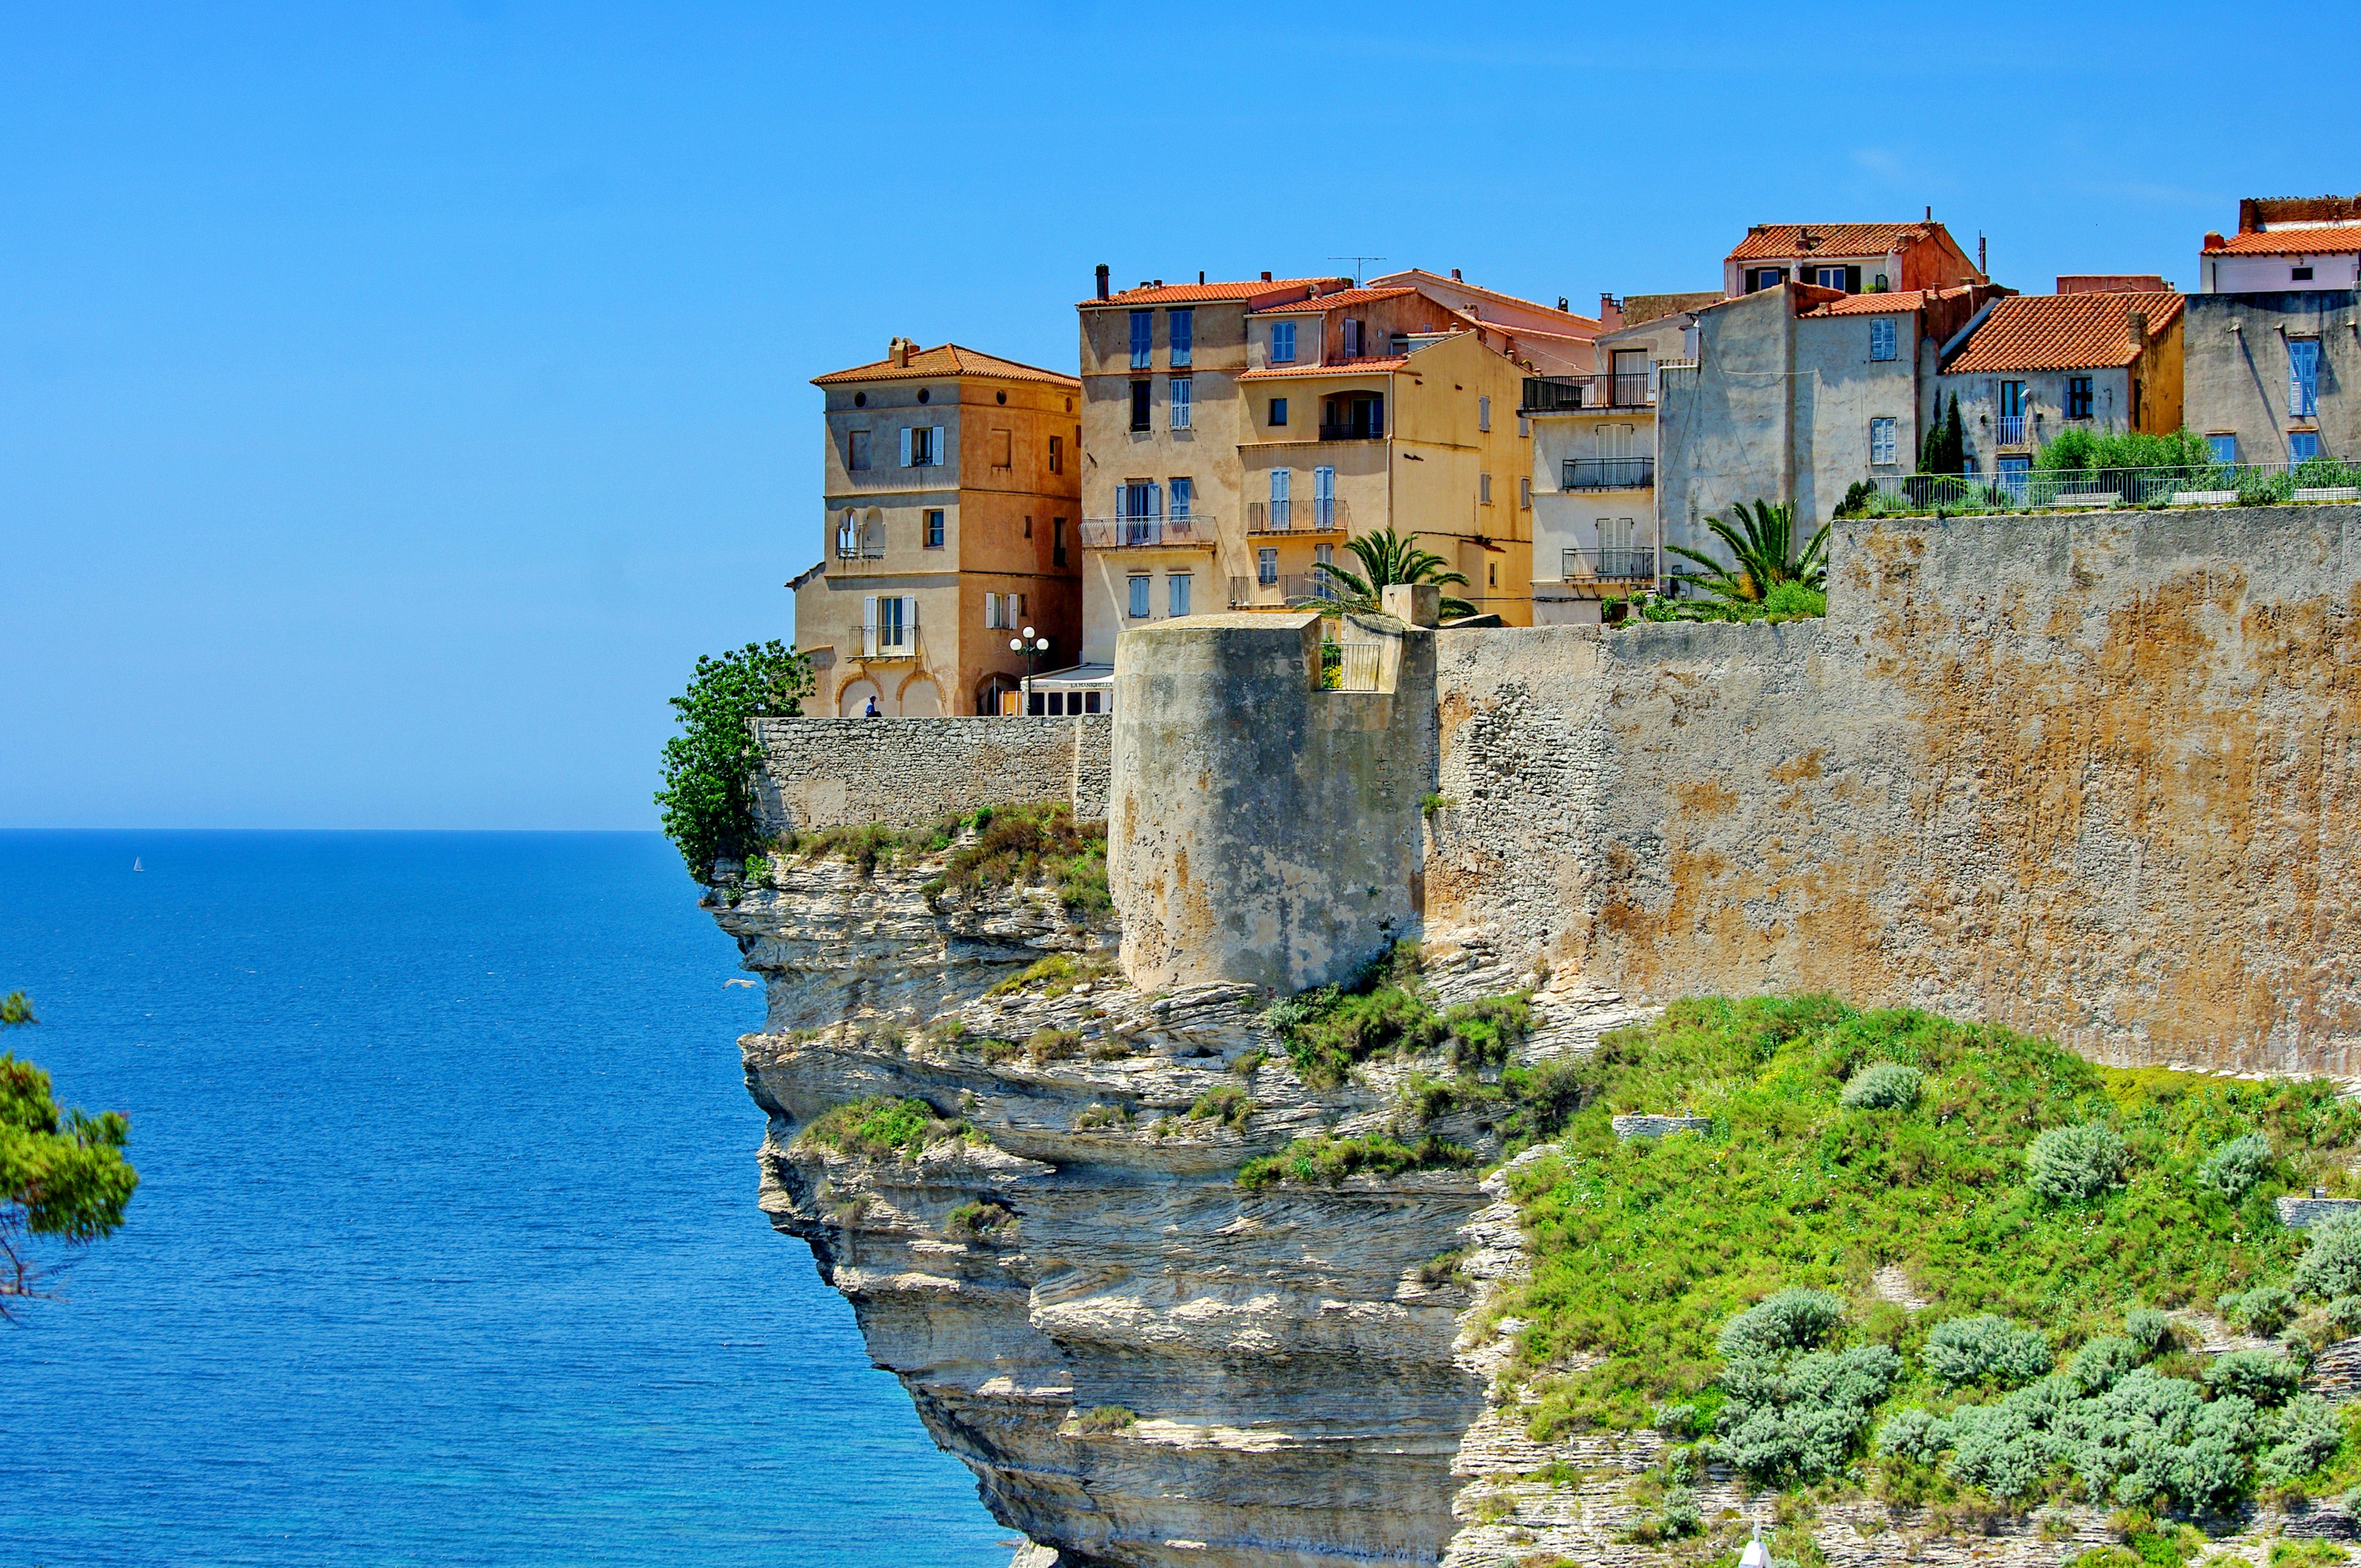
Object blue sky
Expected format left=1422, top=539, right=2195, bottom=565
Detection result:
left=4, top=1, right=2349, bottom=828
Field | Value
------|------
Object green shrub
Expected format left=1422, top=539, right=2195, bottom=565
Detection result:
left=798, top=1096, right=967, bottom=1160
left=1074, top=1405, right=1137, bottom=1434
left=2261, top=1393, right=2343, bottom=1481
left=2295, top=1214, right=2361, bottom=1301
left=2126, top=1307, right=2174, bottom=1355
left=1652, top=1402, right=1698, bottom=1438
left=2223, top=1284, right=2297, bottom=1335
left=2067, top=1336, right=2144, bottom=1393
left=2327, top=1296, right=2361, bottom=1334
left=2199, top=1133, right=2276, bottom=1201
left=1072, top=1103, right=1131, bottom=1131
left=1443, top=994, right=1533, bottom=1071
left=1924, top=1314, right=2054, bottom=1389
left=1415, top=1248, right=1471, bottom=1288
left=1876, top=1406, right=1950, bottom=1464
left=1656, top=1486, right=1701, bottom=1537
left=1718, top=1289, right=1845, bottom=1361
left=925, top=803, right=1109, bottom=913
left=987, top=950, right=1117, bottom=999
left=1712, top=1340, right=1899, bottom=1484
left=2204, top=1348, right=2301, bottom=1406
left=1840, top=1060, right=1923, bottom=1111
left=655, top=641, right=813, bottom=876
left=2027, top=1122, right=2128, bottom=1202
left=1187, top=1083, right=1256, bottom=1131
left=1236, top=1131, right=1474, bottom=1189
left=974, top=1037, right=1021, bottom=1064
left=945, top=1200, right=1014, bottom=1239
left=1025, top=1028, right=1083, bottom=1065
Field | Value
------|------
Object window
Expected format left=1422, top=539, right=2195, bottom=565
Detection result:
left=836, top=511, right=860, bottom=558
left=1053, top=518, right=1067, bottom=567
left=1023, top=515, right=1033, bottom=538
left=1315, top=542, right=1332, bottom=566
left=1269, top=469, right=1290, bottom=528
left=1170, top=477, right=1192, bottom=519
left=1047, top=435, right=1063, bottom=473
left=1312, top=465, right=1334, bottom=528
left=989, top=592, right=1006, bottom=629
left=1271, top=322, right=1297, bottom=364
left=1168, top=572, right=1192, bottom=617
left=2066, top=376, right=2093, bottom=419
left=1170, top=376, right=1192, bottom=431
left=1997, top=381, right=2026, bottom=418
left=1519, top=475, right=1532, bottom=510
left=1128, top=574, right=1151, bottom=619
left=1257, top=547, right=1278, bottom=586
left=992, top=429, right=1013, bottom=467
left=2291, top=339, right=2320, bottom=417
left=2207, top=434, right=2238, bottom=464
left=1169, top=308, right=1193, bottom=368
left=1478, top=395, right=1492, bottom=432
left=1747, top=266, right=1789, bottom=292
left=1342, top=318, right=1363, bottom=357
left=901, top=425, right=943, bottom=466
left=1129, top=311, right=1152, bottom=369
left=1479, top=471, right=1493, bottom=505
left=863, top=594, right=916, bottom=655
left=1870, top=318, right=1896, bottom=361
left=923, top=509, right=945, bottom=548
left=1268, top=397, right=1288, bottom=427
left=1814, top=265, right=1862, bottom=293
left=1870, top=417, right=1898, bottom=467
left=1489, top=561, right=1497, bottom=588
left=2294, top=266, right=2316, bottom=282
left=2292, top=432, right=2322, bottom=461
left=848, top=430, right=871, bottom=470
left=1130, top=380, right=1151, bottom=431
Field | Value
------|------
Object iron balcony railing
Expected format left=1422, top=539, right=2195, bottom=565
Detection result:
left=1562, top=457, right=1655, bottom=491
left=1247, top=498, right=1348, bottom=534
left=1563, top=547, right=1656, bottom=581
left=1229, top=569, right=1345, bottom=609
left=1078, top=516, right=1209, bottom=549
left=1995, top=413, right=2030, bottom=446
left=1316, top=420, right=1386, bottom=441
left=1861, top=457, right=2361, bottom=515
left=1521, top=373, right=1654, bottom=413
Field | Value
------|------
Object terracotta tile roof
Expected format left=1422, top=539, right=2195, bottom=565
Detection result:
left=1248, top=287, right=1418, bottom=314
left=1367, top=269, right=1605, bottom=334
left=813, top=343, right=1077, bottom=387
left=1080, top=277, right=1350, bottom=308
left=1727, top=223, right=1936, bottom=263
left=2202, top=226, right=2361, bottom=256
left=1235, top=356, right=1410, bottom=382
left=1803, top=290, right=1932, bottom=316
left=1942, top=291, right=2183, bottom=374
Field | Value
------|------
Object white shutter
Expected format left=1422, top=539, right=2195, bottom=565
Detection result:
left=862, top=595, right=879, bottom=655
left=901, top=596, right=919, bottom=652
left=898, top=427, right=911, bottom=467
left=930, top=426, right=944, bottom=467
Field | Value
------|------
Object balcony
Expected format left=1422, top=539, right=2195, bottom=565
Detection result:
left=1995, top=414, right=2030, bottom=446
left=1316, top=419, right=1386, bottom=441
left=1248, top=498, right=1350, bottom=535
left=1229, top=569, right=1347, bottom=609
left=1560, top=457, right=1655, bottom=491
left=1078, top=516, right=1210, bottom=550
left=1521, top=373, right=1655, bottom=413
left=1562, top=547, right=1656, bottom=581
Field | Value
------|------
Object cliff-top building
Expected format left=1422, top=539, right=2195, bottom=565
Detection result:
left=1934, top=285, right=2185, bottom=485
left=1723, top=215, right=1987, bottom=298
left=2186, top=195, right=2361, bottom=468
left=794, top=339, right=1082, bottom=716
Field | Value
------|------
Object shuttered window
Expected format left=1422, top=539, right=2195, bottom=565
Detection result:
left=1870, top=318, right=1896, bottom=361
left=2292, top=340, right=2321, bottom=416
left=1129, top=311, right=1152, bottom=369
left=1871, top=417, right=1898, bottom=466
left=1170, top=376, right=1192, bottom=430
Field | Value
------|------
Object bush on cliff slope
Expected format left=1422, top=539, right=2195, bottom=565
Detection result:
left=1505, top=996, right=2359, bottom=1454
left=656, top=641, right=812, bottom=877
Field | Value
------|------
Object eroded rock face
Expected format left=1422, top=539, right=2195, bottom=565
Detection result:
left=708, top=853, right=1642, bottom=1567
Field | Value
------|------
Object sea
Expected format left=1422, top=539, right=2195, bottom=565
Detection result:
left=0, top=831, right=1014, bottom=1568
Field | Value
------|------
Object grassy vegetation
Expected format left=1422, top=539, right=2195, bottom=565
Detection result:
left=796, top=1095, right=972, bottom=1160
left=1187, top=1082, right=1256, bottom=1130
left=1262, top=941, right=1535, bottom=1089
left=944, top=1200, right=1015, bottom=1240
left=923, top=803, right=1109, bottom=913
left=774, top=819, right=959, bottom=876
left=986, top=950, right=1117, bottom=999
left=1499, top=994, right=2361, bottom=1518
left=1237, top=1130, right=1476, bottom=1189
left=1074, top=1405, right=1137, bottom=1434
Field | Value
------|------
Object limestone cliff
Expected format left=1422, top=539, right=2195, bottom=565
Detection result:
left=708, top=847, right=1642, bottom=1567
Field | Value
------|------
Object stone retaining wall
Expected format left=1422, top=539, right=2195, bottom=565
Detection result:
left=749, top=715, right=1110, bottom=832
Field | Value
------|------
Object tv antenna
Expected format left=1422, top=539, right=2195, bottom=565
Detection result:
left=1327, top=255, right=1387, bottom=287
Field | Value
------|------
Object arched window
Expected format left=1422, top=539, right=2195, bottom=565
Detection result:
left=836, top=510, right=860, bottom=559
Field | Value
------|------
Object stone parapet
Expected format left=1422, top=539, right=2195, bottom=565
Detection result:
left=749, top=714, right=1109, bottom=832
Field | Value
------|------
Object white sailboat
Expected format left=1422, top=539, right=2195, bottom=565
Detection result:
left=133, top=857, right=144, bottom=873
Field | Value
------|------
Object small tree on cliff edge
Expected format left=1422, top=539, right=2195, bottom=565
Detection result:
left=657, top=641, right=813, bottom=878
left=2, top=991, right=139, bottom=1320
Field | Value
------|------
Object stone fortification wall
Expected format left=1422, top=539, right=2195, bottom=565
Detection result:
left=1110, top=611, right=1435, bottom=995
left=750, top=715, right=1109, bottom=833
left=1428, top=505, right=2361, bottom=1074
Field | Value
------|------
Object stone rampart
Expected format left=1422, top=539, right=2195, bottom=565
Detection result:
left=1429, top=505, right=2361, bottom=1074
left=750, top=715, right=1110, bottom=833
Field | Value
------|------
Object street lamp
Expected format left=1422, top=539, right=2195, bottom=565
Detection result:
left=1010, top=626, right=1050, bottom=713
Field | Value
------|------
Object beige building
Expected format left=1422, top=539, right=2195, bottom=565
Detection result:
left=1061, top=268, right=1565, bottom=692
left=795, top=339, right=1082, bottom=716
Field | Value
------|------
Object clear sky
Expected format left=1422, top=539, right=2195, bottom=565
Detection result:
left=5, top=1, right=2351, bottom=829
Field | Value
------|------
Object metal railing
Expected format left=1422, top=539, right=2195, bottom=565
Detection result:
left=1563, top=547, right=1656, bottom=581
left=1078, top=516, right=1208, bottom=549
left=1248, top=498, right=1348, bottom=534
left=1861, top=458, right=2361, bottom=514
left=1520, top=373, right=1654, bottom=413
left=1230, top=570, right=1345, bottom=608
left=1995, top=414, right=2029, bottom=446
left=1562, top=457, right=1655, bottom=491
left=1316, top=420, right=1386, bottom=441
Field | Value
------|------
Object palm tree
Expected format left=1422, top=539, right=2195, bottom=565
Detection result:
left=1312, top=527, right=1477, bottom=619
left=1664, top=498, right=1828, bottom=608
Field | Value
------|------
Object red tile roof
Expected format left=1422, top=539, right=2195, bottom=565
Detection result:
left=813, top=343, right=1077, bottom=387
left=2202, top=226, right=2361, bottom=256
left=1803, top=290, right=1932, bottom=316
left=1248, top=287, right=1417, bottom=314
left=1942, top=291, right=2183, bottom=374
left=1727, top=223, right=1937, bottom=263
left=1080, top=277, right=1350, bottom=308
left=1235, top=356, right=1411, bottom=382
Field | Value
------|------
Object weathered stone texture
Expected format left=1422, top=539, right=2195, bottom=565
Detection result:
left=1428, top=505, right=2361, bottom=1074
left=751, top=714, right=1110, bottom=831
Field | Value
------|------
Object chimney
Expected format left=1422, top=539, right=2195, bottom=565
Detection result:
left=890, top=336, right=912, bottom=368
left=1094, top=263, right=1110, bottom=301
left=1198, top=270, right=1206, bottom=284
left=1451, top=267, right=1463, bottom=281
left=1260, top=271, right=1272, bottom=282
left=1599, top=293, right=1624, bottom=331
left=2128, top=309, right=2148, bottom=350
left=1924, top=204, right=1932, bottom=222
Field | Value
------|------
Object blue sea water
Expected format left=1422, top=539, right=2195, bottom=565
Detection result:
left=0, top=831, right=1014, bottom=1568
